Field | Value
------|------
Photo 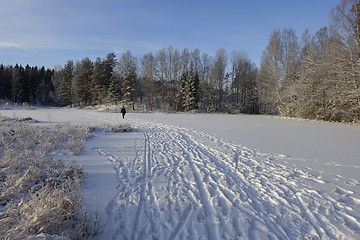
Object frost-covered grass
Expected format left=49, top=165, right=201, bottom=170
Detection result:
left=0, top=117, right=100, bottom=239
left=90, top=123, right=132, bottom=133
left=84, top=102, right=148, bottom=113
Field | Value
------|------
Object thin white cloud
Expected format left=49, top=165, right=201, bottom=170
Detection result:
left=0, top=41, right=22, bottom=48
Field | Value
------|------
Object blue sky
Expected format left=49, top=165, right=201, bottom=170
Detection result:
left=0, top=0, right=340, bottom=69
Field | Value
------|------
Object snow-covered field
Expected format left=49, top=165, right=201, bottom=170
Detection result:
left=1, top=108, right=360, bottom=239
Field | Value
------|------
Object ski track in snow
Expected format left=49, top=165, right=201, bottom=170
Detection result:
left=86, top=114, right=360, bottom=240
left=2, top=109, right=358, bottom=239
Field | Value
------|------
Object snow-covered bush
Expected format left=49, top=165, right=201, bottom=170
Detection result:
left=0, top=117, right=100, bottom=239
left=90, top=123, right=132, bottom=133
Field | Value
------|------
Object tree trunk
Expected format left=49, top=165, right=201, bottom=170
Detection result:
left=356, top=2, right=360, bottom=59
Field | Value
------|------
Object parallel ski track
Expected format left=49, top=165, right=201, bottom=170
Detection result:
left=94, top=117, right=360, bottom=240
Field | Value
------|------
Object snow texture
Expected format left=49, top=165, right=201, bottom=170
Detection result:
left=1, top=108, right=359, bottom=239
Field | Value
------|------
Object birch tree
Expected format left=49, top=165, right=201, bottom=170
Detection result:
left=140, top=52, right=158, bottom=110
left=292, top=28, right=331, bottom=119
left=259, top=28, right=300, bottom=115
left=259, top=29, right=284, bottom=114
left=199, top=53, right=213, bottom=111
left=210, top=48, right=228, bottom=111
left=279, top=29, right=301, bottom=116
left=230, top=51, right=259, bottom=113
left=330, top=0, right=360, bottom=119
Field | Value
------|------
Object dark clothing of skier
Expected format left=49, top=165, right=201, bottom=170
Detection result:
left=121, top=106, right=126, bottom=119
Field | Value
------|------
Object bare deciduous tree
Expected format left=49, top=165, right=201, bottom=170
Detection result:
left=331, top=0, right=360, bottom=118
left=259, top=29, right=284, bottom=114
left=140, top=52, right=158, bottom=110
left=210, top=48, right=228, bottom=111
left=230, top=51, right=259, bottom=114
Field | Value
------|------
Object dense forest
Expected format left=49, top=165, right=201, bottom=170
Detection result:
left=1, top=0, right=359, bottom=123
left=0, top=64, right=54, bottom=105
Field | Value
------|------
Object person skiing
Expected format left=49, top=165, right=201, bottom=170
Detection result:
left=121, top=106, right=126, bottom=119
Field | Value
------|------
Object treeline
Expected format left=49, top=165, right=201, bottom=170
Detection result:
left=0, top=48, right=258, bottom=113
left=0, top=64, right=54, bottom=105
left=50, top=48, right=259, bottom=113
left=1, top=0, right=359, bottom=122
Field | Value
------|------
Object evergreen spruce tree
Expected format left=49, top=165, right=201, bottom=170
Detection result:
left=190, top=69, right=200, bottom=110
left=106, top=78, right=118, bottom=103
left=59, top=60, right=74, bottom=106
left=103, top=53, right=117, bottom=92
left=118, top=51, right=137, bottom=103
left=43, top=68, right=55, bottom=105
left=0, top=65, right=5, bottom=99
left=184, top=69, right=192, bottom=111
left=29, top=66, right=40, bottom=103
left=90, top=53, right=117, bottom=104
left=36, top=68, right=54, bottom=105
left=11, top=64, right=23, bottom=103
left=74, top=58, right=93, bottom=106
left=122, top=70, right=136, bottom=102
left=21, top=65, right=31, bottom=103
left=0, top=64, right=12, bottom=100
left=176, top=71, right=187, bottom=111
left=90, top=57, right=104, bottom=104
left=179, top=62, right=200, bottom=112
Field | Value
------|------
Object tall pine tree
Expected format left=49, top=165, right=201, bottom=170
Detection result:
left=90, top=57, right=104, bottom=104
left=118, top=51, right=137, bottom=102
left=74, top=58, right=93, bottom=106
left=90, top=53, right=117, bottom=104
left=59, top=60, right=74, bottom=106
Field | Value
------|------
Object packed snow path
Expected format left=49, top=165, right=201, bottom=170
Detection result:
left=94, top=118, right=359, bottom=240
